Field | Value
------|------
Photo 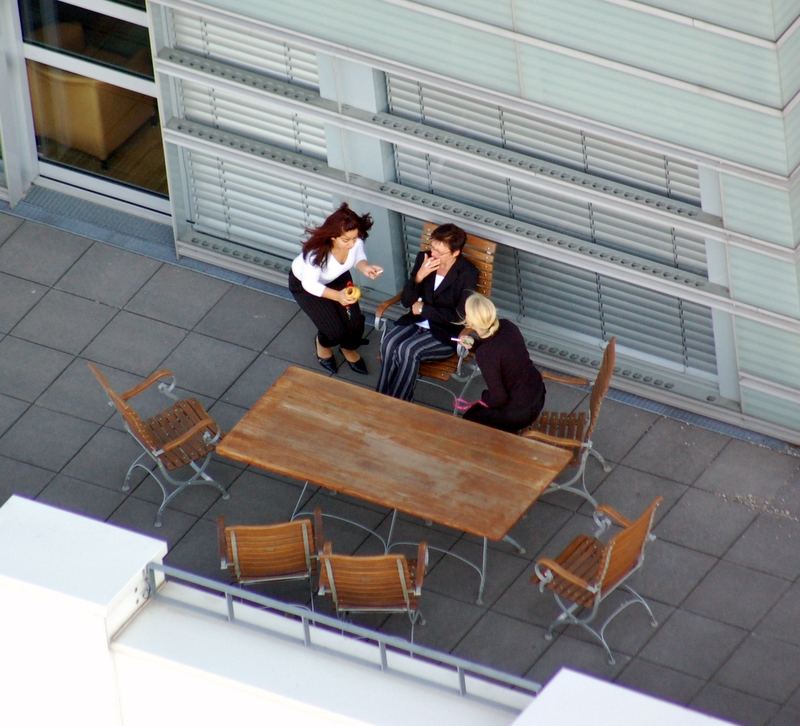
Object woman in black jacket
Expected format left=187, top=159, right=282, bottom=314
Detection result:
left=376, top=224, right=478, bottom=401
left=459, top=293, right=546, bottom=432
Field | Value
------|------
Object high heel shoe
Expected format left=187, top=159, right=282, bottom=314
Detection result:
left=315, top=337, right=337, bottom=374
left=346, top=357, right=368, bottom=375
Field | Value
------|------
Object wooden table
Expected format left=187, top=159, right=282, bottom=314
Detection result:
left=217, top=366, right=571, bottom=602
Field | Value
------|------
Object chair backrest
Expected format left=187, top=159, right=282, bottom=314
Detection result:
left=217, top=516, right=317, bottom=582
left=319, top=544, right=417, bottom=612
left=584, top=337, right=616, bottom=442
left=86, top=362, right=157, bottom=452
left=598, top=496, right=661, bottom=594
left=420, top=222, right=496, bottom=296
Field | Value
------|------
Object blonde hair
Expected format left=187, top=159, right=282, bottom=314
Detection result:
left=464, top=292, right=500, bottom=338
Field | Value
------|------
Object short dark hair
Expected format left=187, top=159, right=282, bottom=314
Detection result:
left=430, top=223, right=467, bottom=253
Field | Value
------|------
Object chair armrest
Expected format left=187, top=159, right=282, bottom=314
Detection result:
left=216, top=516, right=228, bottom=569
left=540, top=370, right=590, bottom=386
left=520, top=428, right=583, bottom=450
left=158, top=416, right=218, bottom=453
left=373, top=292, right=403, bottom=331
left=595, top=504, right=632, bottom=528
left=312, top=507, right=324, bottom=555
left=533, top=558, right=594, bottom=592
left=121, top=369, right=175, bottom=400
left=414, top=541, right=428, bottom=594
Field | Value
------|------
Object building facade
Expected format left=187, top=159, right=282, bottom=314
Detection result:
left=1, top=0, right=800, bottom=442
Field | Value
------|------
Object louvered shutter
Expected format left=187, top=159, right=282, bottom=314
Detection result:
left=388, top=74, right=716, bottom=378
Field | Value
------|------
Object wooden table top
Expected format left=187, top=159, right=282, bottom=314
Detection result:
left=217, top=366, right=571, bottom=541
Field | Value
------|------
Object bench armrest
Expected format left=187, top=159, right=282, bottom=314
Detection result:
left=540, top=370, right=590, bottom=386
left=121, top=369, right=175, bottom=400
left=373, top=293, right=403, bottom=331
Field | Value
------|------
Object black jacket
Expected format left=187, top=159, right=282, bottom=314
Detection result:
left=397, top=252, right=479, bottom=346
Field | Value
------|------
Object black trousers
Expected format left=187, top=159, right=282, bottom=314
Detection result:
left=288, top=270, right=365, bottom=350
left=462, top=389, right=546, bottom=433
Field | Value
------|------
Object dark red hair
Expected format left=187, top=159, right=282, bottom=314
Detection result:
left=302, top=202, right=373, bottom=268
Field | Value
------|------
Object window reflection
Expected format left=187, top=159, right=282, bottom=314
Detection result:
left=19, top=1, right=152, bottom=79
left=27, top=60, right=166, bottom=195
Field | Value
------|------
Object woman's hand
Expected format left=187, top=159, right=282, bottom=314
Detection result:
left=359, top=263, right=384, bottom=280
left=414, top=253, right=440, bottom=283
left=411, top=299, right=424, bottom=316
left=457, top=334, right=475, bottom=350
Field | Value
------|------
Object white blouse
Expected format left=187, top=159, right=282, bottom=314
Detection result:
left=291, top=239, right=367, bottom=297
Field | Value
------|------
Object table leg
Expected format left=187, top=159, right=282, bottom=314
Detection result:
left=385, top=509, right=398, bottom=554
left=502, top=534, right=526, bottom=555
left=478, top=537, right=488, bottom=605
left=290, top=480, right=311, bottom=520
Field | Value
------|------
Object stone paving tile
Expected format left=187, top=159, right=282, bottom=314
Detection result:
left=0, top=272, right=45, bottom=333
left=0, top=393, right=27, bottom=437
left=0, top=454, right=53, bottom=506
left=194, top=285, right=297, bottom=350
left=165, top=517, right=225, bottom=583
left=207, top=400, right=247, bottom=434
left=682, top=560, right=790, bottom=630
left=694, top=439, right=800, bottom=500
left=158, top=332, right=257, bottom=399
left=56, top=242, right=160, bottom=308
left=0, top=405, right=98, bottom=471
left=771, top=705, right=800, bottom=726
left=36, top=358, right=117, bottom=424
left=125, top=264, right=230, bottom=329
left=725, top=514, right=800, bottom=580
left=0, top=336, right=73, bottom=401
left=204, top=469, right=306, bottom=526
left=621, top=417, right=729, bottom=485
left=13, top=288, right=116, bottom=355
left=82, top=311, right=186, bottom=377
left=525, top=632, right=628, bottom=684
left=756, top=581, right=800, bottom=646
left=62, top=425, right=145, bottom=490
left=588, top=398, right=658, bottom=464
left=655, top=487, right=757, bottom=557
left=107, top=494, right=196, bottom=550
left=37, top=473, right=127, bottom=522
left=690, top=683, right=780, bottom=726
left=615, top=659, right=704, bottom=707
left=715, top=633, right=800, bottom=704
left=452, top=611, right=551, bottom=676
left=0, top=213, right=23, bottom=243
left=638, top=609, right=746, bottom=680
left=492, top=500, right=573, bottom=559
left=264, top=309, right=323, bottom=369
left=0, top=221, right=91, bottom=285
left=221, top=353, right=292, bottom=409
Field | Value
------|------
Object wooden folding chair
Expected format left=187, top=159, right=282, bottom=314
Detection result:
left=318, top=541, right=428, bottom=641
left=520, top=337, right=616, bottom=506
left=532, top=497, right=662, bottom=664
left=217, top=507, right=324, bottom=606
left=87, top=362, right=228, bottom=527
left=374, top=222, right=496, bottom=410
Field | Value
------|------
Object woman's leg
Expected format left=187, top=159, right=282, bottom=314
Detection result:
left=379, top=327, right=453, bottom=401
left=289, top=271, right=349, bottom=352
left=376, top=324, right=418, bottom=394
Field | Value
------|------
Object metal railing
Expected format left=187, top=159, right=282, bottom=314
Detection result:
left=144, top=562, right=541, bottom=707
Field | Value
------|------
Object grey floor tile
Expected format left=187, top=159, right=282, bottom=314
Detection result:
left=725, top=514, right=800, bottom=580
left=380, top=589, right=484, bottom=652
left=336, top=331, right=382, bottom=388
left=0, top=405, right=98, bottom=471
left=638, top=609, right=746, bottom=679
left=36, top=358, right=117, bottom=424
left=586, top=463, right=687, bottom=524
left=265, top=310, right=323, bottom=368
left=164, top=517, right=228, bottom=584
left=630, top=538, right=716, bottom=607
left=0, top=272, right=46, bottom=333
left=0, top=221, right=91, bottom=285
left=589, top=399, right=659, bottom=464
left=655, top=487, right=756, bottom=557
left=423, top=538, right=528, bottom=607
left=525, top=632, right=628, bottom=684
left=716, top=633, right=800, bottom=703
left=0, top=394, right=27, bottom=437
left=158, top=332, right=257, bottom=398
left=453, top=611, right=551, bottom=675
left=691, top=683, right=780, bottom=726
left=107, top=495, right=195, bottom=550
left=221, top=353, right=291, bottom=409
left=62, top=425, right=144, bottom=490
left=195, top=285, right=297, bottom=350
left=622, top=417, right=729, bottom=485
left=498, top=500, right=573, bottom=559
left=0, top=455, right=53, bottom=506
left=616, top=659, right=704, bottom=707
left=536, top=379, right=588, bottom=417
left=757, top=581, right=800, bottom=646
left=37, top=474, right=126, bottom=522
left=683, top=560, right=789, bottom=630
left=0, top=336, right=73, bottom=401
left=771, top=705, right=800, bottom=726
left=56, top=242, right=160, bottom=308
left=207, top=401, right=247, bottom=433
left=0, top=213, right=23, bottom=243
left=205, top=469, right=304, bottom=525
left=13, top=289, right=116, bottom=354
left=125, top=264, right=230, bottom=329
left=83, top=311, right=186, bottom=376
left=303, top=491, right=390, bottom=555
left=494, top=564, right=563, bottom=627
left=694, top=439, right=800, bottom=500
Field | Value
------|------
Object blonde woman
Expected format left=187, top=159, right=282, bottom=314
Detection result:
left=458, top=293, right=545, bottom=432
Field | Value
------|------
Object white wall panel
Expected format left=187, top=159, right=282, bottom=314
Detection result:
left=778, top=23, right=800, bottom=104
left=721, top=174, right=796, bottom=246
left=633, top=1, right=783, bottom=39
left=728, top=247, right=800, bottom=318
left=787, top=99, right=800, bottom=175
left=773, top=0, right=800, bottom=36
left=736, top=317, right=800, bottom=388
left=741, top=386, right=800, bottom=430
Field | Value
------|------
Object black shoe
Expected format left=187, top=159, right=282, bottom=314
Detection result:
left=315, top=337, right=337, bottom=374
left=346, top=357, right=368, bottom=375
